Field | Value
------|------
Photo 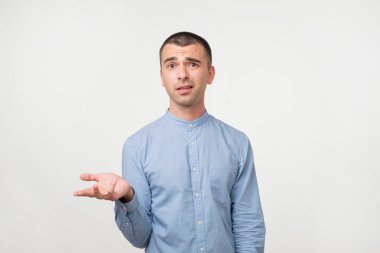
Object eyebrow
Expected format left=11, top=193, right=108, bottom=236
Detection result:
left=185, top=57, right=201, bottom=64
left=163, top=57, right=202, bottom=65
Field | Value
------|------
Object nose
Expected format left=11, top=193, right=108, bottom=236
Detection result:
left=177, top=64, right=188, bottom=81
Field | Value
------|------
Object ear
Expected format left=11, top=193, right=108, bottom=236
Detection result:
left=207, top=66, right=215, bottom=85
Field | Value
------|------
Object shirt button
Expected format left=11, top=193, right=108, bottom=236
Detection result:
left=199, top=247, right=205, bottom=252
left=125, top=222, right=130, bottom=226
left=195, top=192, right=200, bottom=197
left=192, top=167, right=197, bottom=172
left=189, top=124, right=193, bottom=127
left=191, top=141, right=195, bottom=145
left=197, top=220, right=203, bottom=225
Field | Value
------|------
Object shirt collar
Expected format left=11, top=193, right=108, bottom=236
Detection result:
left=164, top=109, right=210, bottom=128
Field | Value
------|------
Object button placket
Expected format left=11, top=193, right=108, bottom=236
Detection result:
left=188, top=133, right=206, bottom=253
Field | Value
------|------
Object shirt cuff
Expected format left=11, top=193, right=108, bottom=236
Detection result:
left=115, top=190, right=140, bottom=213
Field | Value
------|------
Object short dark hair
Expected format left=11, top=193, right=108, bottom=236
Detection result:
left=159, top=31, right=212, bottom=67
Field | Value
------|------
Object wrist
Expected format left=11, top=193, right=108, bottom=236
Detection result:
left=120, top=186, right=134, bottom=203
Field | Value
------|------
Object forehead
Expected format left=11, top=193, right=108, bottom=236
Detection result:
left=161, top=43, right=207, bottom=62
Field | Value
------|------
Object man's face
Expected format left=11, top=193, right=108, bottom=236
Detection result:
left=160, top=43, right=215, bottom=110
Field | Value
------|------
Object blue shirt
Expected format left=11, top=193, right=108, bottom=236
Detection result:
left=114, top=110, right=265, bottom=253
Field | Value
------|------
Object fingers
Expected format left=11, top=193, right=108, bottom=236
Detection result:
left=79, top=173, right=98, bottom=182
left=73, top=187, right=95, bottom=197
left=74, top=174, right=120, bottom=200
left=74, top=184, right=107, bottom=198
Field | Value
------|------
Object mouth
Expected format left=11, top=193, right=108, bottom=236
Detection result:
left=176, top=85, right=193, bottom=93
left=176, top=85, right=193, bottom=91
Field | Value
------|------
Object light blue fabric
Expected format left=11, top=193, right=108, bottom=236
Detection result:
left=115, top=110, right=265, bottom=253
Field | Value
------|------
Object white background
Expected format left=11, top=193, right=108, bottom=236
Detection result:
left=1, top=0, right=379, bottom=252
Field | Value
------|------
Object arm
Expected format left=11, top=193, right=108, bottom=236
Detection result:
left=73, top=139, right=152, bottom=248
left=114, top=139, right=152, bottom=248
left=231, top=134, right=266, bottom=253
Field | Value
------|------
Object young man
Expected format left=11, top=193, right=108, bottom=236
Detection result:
left=74, top=32, right=266, bottom=253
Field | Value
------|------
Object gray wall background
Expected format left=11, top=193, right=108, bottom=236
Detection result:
left=1, top=0, right=379, bottom=252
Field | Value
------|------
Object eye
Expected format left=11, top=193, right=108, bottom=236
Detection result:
left=167, top=63, right=175, bottom=69
left=189, top=62, right=199, bottom=68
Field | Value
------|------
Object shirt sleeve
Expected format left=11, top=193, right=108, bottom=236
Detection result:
left=114, top=138, right=152, bottom=248
left=231, top=134, right=266, bottom=253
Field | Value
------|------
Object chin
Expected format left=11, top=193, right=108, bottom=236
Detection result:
left=175, top=100, right=195, bottom=108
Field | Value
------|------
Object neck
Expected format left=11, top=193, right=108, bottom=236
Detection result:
left=168, top=103, right=206, bottom=121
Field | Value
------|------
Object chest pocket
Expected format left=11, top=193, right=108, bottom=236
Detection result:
left=209, top=163, right=238, bottom=207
